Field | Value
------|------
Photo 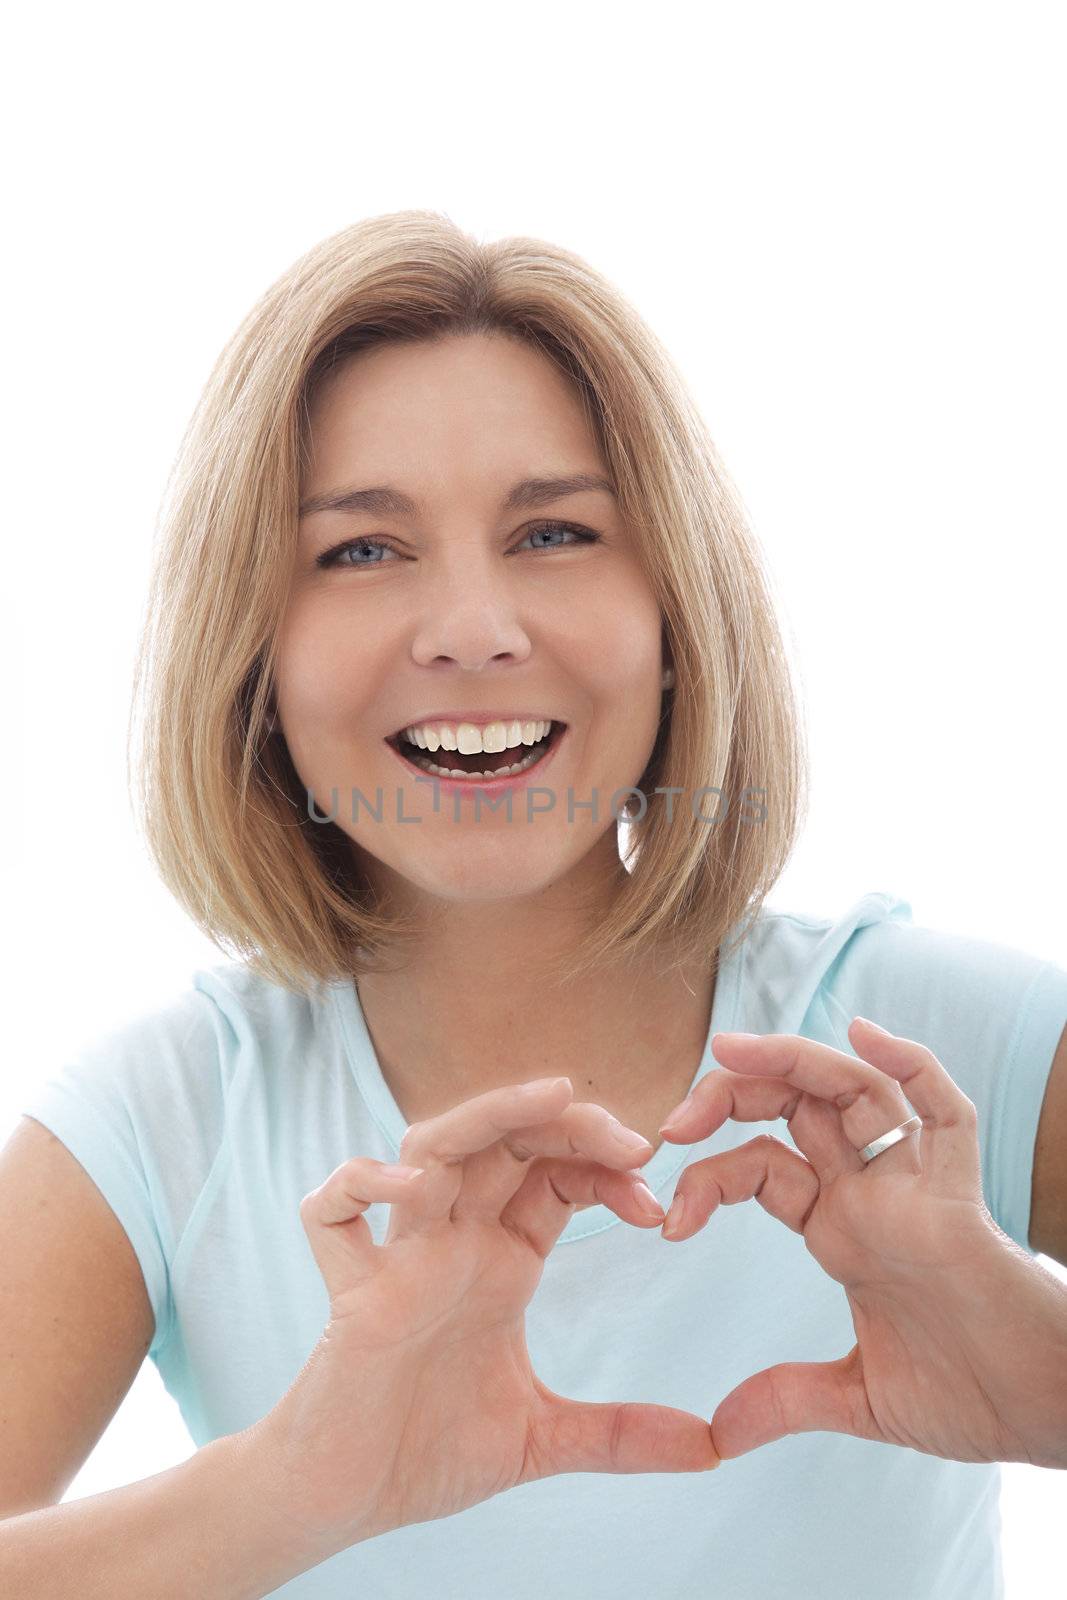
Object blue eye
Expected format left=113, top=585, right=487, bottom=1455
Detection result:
left=519, top=522, right=599, bottom=552
left=315, top=520, right=600, bottom=569
left=317, top=537, right=397, bottom=569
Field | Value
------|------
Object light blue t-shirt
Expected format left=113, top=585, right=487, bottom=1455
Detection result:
left=19, top=891, right=1067, bottom=1600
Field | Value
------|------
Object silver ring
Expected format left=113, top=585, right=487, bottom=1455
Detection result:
left=858, top=1115, right=922, bottom=1164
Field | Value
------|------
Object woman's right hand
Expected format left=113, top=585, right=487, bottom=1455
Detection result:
left=258, top=1075, right=719, bottom=1556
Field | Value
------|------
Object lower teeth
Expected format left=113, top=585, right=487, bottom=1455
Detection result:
left=401, top=738, right=551, bottom=780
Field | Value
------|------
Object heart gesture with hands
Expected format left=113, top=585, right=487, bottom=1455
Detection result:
left=263, top=1077, right=719, bottom=1565
left=656, top=1017, right=1067, bottom=1469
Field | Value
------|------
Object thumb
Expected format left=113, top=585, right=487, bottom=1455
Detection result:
left=710, top=1346, right=876, bottom=1459
left=531, top=1393, right=721, bottom=1479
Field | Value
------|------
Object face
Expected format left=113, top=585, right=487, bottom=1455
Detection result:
left=274, top=331, right=670, bottom=917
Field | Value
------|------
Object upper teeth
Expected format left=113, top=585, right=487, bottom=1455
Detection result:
left=400, top=719, right=553, bottom=754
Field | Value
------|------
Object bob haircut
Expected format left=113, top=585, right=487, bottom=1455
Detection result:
left=128, top=210, right=809, bottom=1002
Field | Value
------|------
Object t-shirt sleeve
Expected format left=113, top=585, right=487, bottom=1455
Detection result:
left=815, top=911, right=1067, bottom=1256
left=17, top=984, right=231, bottom=1362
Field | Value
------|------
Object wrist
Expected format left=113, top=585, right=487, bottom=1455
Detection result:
left=247, top=1374, right=400, bottom=1558
left=954, top=1211, right=1067, bottom=1469
left=228, top=1415, right=375, bottom=1569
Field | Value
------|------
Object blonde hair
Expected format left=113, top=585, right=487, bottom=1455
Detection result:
left=128, top=210, right=809, bottom=1001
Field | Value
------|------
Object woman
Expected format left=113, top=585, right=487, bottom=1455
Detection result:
left=14, top=211, right=1067, bottom=1598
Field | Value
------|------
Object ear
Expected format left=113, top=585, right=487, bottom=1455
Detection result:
left=660, top=627, right=675, bottom=691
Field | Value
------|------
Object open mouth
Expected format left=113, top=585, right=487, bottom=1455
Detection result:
left=385, top=721, right=567, bottom=781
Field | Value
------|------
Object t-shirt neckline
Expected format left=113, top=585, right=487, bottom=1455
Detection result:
left=329, top=936, right=744, bottom=1243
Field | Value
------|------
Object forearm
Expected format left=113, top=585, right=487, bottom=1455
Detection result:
left=0, top=1423, right=349, bottom=1599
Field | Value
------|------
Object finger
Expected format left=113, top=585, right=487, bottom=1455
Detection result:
left=299, top=1157, right=426, bottom=1304
left=658, top=1067, right=860, bottom=1185
left=529, top=1384, right=720, bottom=1478
left=710, top=1345, right=878, bottom=1459
left=400, top=1076, right=578, bottom=1169
left=847, top=1017, right=974, bottom=1126
left=702, top=1032, right=914, bottom=1168
left=452, top=1099, right=655, bottom=1221
left=847, top=1019, right=982, bottom=1194
left=660, top=1134, right=820, bottom=1242
left=501, top=1157, right=666, bottom=1259
left=399, top=1083, right=655, bottom=1229
left=394, top=1077, right=579, bottom=1226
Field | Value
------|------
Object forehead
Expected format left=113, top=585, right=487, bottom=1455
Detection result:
left=302, top=333, right=600, bottom=492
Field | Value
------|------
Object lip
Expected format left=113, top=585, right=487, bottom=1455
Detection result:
left=385, top=720, right=568, bottom=799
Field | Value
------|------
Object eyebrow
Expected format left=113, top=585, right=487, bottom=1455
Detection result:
left=298, top=472, right=616, bottom=520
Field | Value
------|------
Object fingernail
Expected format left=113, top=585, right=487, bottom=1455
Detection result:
left=662, top=1194, right=687, bottom=1238
left=854, top=1016, right=889, bottom=1034
left=520, top=1076, right=571, bottom=1096
left=383, top=1164, right=425, bottom=1180
left=632, top=1180, right=665, bottom=1220
left=608, top=1119, right=653, bottom=1154
left=660, top=1095, right=694, bottom=1133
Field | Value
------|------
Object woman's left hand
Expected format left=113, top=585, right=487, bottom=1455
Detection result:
left=657, top=1018, right=1067, bottom=1467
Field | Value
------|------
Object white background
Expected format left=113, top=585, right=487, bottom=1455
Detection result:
left=5, top=1, right=1065, bottom=1592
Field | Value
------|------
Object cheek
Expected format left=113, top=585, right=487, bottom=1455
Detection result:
left=561, top=576, right=662, bottom=694
left=274, top=597, right=389, bottom=730
left=554, top=585, right=664, bottom=764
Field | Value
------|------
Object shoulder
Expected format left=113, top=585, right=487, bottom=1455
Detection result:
left=186, top=960, right=335, bottom=1095
left=189, top=959, right=322, bottom=1045
left=812, top=898, right=1067, bottom=1044
left=740, top=888, right=1066, bottom=1081
left=39, top=959, right=325, bottom=1123
left=747, top=890, right=1067, bottom=1250
left=731, top=890, right=913, bottom=1031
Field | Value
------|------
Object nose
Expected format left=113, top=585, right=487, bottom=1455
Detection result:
left=408, top=552, right=533, bottom=672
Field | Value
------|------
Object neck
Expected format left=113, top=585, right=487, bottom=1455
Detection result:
left=351, top=840, right=716, bottom=1120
